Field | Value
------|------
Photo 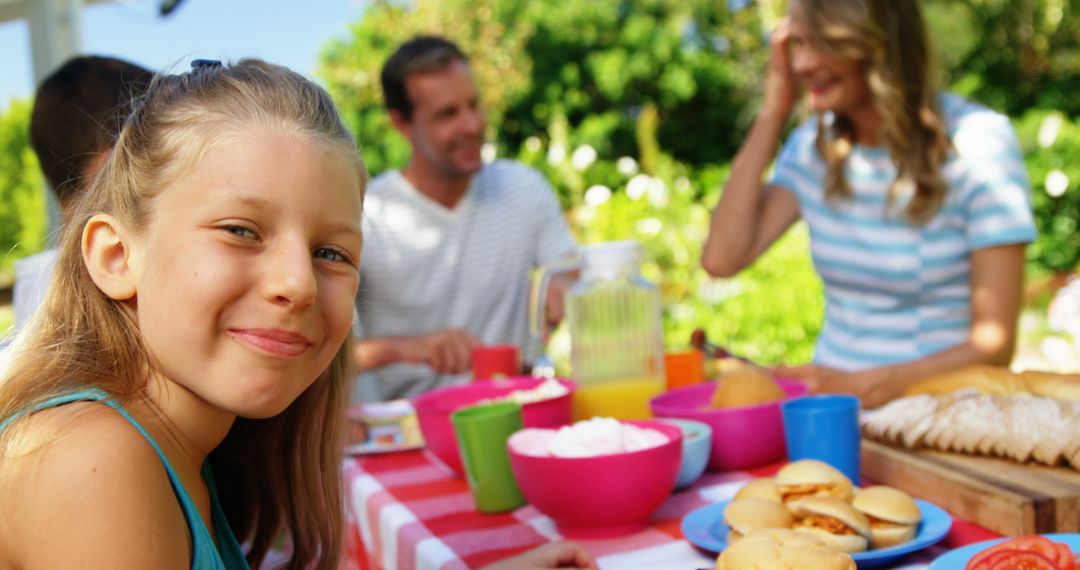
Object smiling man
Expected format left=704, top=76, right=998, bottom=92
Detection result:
left=354, top=36, right=578, bottom=400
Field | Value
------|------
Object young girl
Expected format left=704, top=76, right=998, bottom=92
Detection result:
left=0, top=59, right=366, bottom=569
left=702, top=0, right=1036, bottom=407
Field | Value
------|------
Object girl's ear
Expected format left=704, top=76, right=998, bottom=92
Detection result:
left=82, top=214, right=139, bottom=301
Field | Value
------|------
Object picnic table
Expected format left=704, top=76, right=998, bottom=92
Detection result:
left=342, top=450, right=1003, bottom=569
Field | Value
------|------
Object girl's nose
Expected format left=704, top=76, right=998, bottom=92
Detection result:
left=263, top=242, right=317, bottom=309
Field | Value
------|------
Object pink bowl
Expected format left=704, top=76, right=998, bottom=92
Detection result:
left=507, top=420, right=682, bottom=539
left=413, top=377, right=575, bottom=476
left=649, top=379, right=807, bottom=471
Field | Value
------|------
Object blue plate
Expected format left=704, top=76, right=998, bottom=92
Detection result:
left=681, top=498, right=952, bottom=568
left=929, top=533, right=1080, bottom=568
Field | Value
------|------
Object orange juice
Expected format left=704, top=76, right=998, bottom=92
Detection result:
left=572, top=377, right=665, bottom=420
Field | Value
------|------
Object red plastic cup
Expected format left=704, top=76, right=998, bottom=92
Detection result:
left=472, top=344, right=519, bottom=380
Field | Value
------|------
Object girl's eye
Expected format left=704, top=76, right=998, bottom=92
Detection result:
left=314, top=247, right=349, bottom=264
left=224, top=225, right=258, bottom=240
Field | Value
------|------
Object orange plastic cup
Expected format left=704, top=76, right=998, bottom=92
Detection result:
left=664, top=349, right=704, bottom=390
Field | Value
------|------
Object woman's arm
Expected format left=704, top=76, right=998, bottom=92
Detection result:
left=777, top=243, right=1027, bottom=407
left=702, top=21, right=802, bottom=277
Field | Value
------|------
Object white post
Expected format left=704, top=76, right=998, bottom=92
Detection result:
left=25, top=0, right=83, bottom=240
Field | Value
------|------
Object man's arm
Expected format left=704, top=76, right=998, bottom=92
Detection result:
left=354, top=329, right=480, bottom=374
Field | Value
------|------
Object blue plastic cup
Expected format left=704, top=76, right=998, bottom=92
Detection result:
left=781, top=395, right=861, bottom=484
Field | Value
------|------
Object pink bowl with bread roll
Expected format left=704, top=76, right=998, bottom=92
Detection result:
left=649, top=379, right=807, bottom=471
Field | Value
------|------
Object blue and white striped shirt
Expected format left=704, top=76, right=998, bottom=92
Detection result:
left=770, top=93, right=1036, bottom=371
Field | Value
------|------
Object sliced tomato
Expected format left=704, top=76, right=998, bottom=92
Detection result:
left=1052, top=542, right=1073, bottom=570
left=970, top=548, right=1023, bottom=570
left=1013, top=537, right=1067, bottom=564
left=985, top=551, right=1062, bottom=570
left=967, top=537, right=1071, bottom=570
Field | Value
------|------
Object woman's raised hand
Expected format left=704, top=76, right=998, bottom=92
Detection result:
left=762, top=18, right=798, bottom=119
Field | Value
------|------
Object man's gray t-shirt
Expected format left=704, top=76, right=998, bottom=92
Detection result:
left=356, top=160, right=577, bottom=399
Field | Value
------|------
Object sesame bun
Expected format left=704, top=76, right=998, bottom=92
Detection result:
left=715, top=528, right=856, bottom=570
left=791, top=497, right=871, bottom=554
left=723, top=498, right=793, bottom=543
left=733, top=477, right=781, bottom=503
left=852, top=486, right=921, bottom=548
left=775, top=460, right=855, bottom=506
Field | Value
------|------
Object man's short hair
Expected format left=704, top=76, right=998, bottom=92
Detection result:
left=380, top=36, right=468, bottom=120
left=29, top=55, right=153, bottom=203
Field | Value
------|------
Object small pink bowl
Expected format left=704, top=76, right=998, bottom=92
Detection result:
left=507, top=420, right=682, bottom=538
left=413, top=377, right=575, bottom=476
left=649, top=379, right=807, bottom=471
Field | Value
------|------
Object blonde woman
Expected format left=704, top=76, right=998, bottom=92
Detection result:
left=702, top=0, right=1035, bottom=408
left=0, top=59, right=363, bottom=569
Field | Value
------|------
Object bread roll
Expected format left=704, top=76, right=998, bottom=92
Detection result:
left=715, top=528, right=855, bottom=570
left=710, top=367, right=786, bottom=409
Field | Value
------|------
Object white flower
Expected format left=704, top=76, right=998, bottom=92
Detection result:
left=1039, top=114, right=1064, bottom=149
left=547, top=143, right=566, bottom=165
left=481, top=143, right=497, bottom=164
left=626, top=174, right=651, bottom=200
left=648, top=177, right=669, bottom=208
left=571, top=144, right=597, bottom=171
left=675, top=176, right=692, bottom=194
left=1048, top=278, right=1080, bottom=332
left=573, top=206, right=595, bottom=225
left=697, top=279, right=743, bottom=304
left=1045, top=170, right=1069, bottom=198
left=1040, top=336, right=1076, bottom=369
left=525, top=136, right=542, bottom=153
left=584, top=185, right=612, bottom=207
left=617, top=156, right=639, bottom=176
left=635, top=217, right=662, bottom=235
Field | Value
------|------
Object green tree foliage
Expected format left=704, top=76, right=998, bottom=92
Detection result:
left=320, top=0, right=768, bottom=178
left=926, top=0, right=1080, bottom=118
left=0, top=100, right=47, bottom=277
left=1014, top=109, right=1080, bottom=273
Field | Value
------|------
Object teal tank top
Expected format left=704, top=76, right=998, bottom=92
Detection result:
left=1, top=389, right=250, bottom=570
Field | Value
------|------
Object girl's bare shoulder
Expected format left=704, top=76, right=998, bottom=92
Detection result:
left=0, top=401, right=189, bottom=568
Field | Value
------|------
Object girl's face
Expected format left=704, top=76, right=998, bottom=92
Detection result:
left=787, top=2, right=873, bottom=117
left=132, top=126, right=362, bottom=419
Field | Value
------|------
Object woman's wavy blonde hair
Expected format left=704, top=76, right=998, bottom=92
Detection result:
left=799, top=0, right=951, bottom=223
left=0, top=59, right=366, bottom=569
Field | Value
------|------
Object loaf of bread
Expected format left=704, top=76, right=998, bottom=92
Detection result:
left=904, top=365, right=1080, bottom=403
left=862, top=389, right=1080, bottom=470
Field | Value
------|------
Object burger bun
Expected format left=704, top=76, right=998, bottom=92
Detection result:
left=715, top=528, right=855, bottom=570
left=723, top=497, right=792, bottom=543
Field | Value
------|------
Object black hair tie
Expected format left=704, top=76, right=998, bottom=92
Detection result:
left=191, top=59, right=222, bottom=70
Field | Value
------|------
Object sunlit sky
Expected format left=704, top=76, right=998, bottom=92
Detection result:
left=0, top=0, right=365, bottom=110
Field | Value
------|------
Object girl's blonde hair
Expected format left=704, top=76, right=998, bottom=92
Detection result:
left=0, top=59, right=366, bottom=569
left=800, top=0, right=951, bottom=223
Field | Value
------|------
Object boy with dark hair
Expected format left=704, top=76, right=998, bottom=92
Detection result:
left=15, top=55, right=152, bottom=330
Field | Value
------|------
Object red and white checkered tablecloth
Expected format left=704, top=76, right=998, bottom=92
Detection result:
left=341, top=450, right=1002, bottom=570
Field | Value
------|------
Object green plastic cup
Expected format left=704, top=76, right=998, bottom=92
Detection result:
left=451, top=401, right=526, bottom=513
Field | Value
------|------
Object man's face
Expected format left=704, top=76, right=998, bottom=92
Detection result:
left=399, top=59, right=487, bottom=179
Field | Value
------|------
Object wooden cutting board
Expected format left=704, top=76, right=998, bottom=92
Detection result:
left=862, top=439, right=1080, bottom=536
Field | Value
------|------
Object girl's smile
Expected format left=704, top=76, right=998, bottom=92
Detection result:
left=228, top=328, right=313, bottom=358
